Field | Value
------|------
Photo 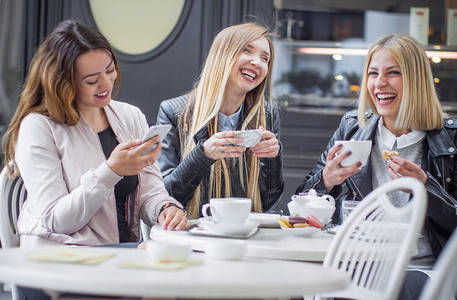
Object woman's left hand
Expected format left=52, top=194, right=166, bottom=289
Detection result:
left=250, top=126, right=280, bottom=158
left=158, top=205, right=190, bottom=231
left=386, top=156, right=428, bottom=184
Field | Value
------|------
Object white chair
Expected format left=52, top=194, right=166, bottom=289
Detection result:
left=0, top=163, right=27, bottom=300
left=315, top=177, right=427, bottom=300
left=141, top=220, right=151, bottom=241
left=419, top=228, right=457, bottom=300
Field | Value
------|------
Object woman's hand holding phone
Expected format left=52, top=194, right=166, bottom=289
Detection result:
left=106, top=125, right=172, bottom=176
left=141, top=124, right=172, bottom=155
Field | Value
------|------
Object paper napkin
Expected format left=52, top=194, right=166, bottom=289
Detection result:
left=27, top=247, right=115, bottom=265
left=119, top=258, right=202, bottom=271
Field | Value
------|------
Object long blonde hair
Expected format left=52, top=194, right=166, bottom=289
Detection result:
left=2, top=20, right=121, bottom=177
left=358, top=34, right=444, bottom=130
left=179, top=23, right=275, bottom=218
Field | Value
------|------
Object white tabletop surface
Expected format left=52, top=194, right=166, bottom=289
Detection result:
left=0, top=247, right=349, bottom=299
left=150, top=224, right=335, bottom=261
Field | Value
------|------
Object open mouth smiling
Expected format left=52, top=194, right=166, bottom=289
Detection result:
left=96, top=91, right=108, bottom=97
left=376, top=93, right=396, bottom=104
left=241, top=69, right=257, bottom=81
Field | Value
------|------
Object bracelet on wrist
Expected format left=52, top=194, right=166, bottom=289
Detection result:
left=159, top=203, right=187, bottom=216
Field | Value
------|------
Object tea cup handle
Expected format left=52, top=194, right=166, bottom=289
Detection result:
left=202, top=203, right=212, bottom=218
left=324, top=195, right=335, bottom=207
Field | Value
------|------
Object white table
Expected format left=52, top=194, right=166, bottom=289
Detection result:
left=0, top=247, right=349, bottom=299
left=150, top=224, right=335, bottom=261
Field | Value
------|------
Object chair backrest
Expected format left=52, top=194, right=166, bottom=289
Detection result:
left=319, top=177, right=427, bottom=300
left=0, top=163, right=27, bottom=248
left=419, top=228, right=457, bottom=300
left=141, top=220, right=151, bottom=241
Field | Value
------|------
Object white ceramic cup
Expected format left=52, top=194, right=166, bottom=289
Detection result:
left=145, top=240, right=191, bottom=261
left=335, top=140, right=372, bottom=167
left=202, top=197, right=252, bottom=224
left=204, top=240, right=247, bottom=260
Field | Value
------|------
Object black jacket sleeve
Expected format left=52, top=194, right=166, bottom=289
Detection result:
left=156, top=96, right=215, bottom=206
left=259, top=103, right=284, bottom=212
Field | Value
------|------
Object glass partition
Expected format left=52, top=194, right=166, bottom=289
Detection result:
left=272, top=1, right=457, bottom=117
left=272, top=39, right=457, bottom=117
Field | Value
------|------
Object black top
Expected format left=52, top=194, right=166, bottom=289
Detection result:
left=98, top=126, right=139, bottom=242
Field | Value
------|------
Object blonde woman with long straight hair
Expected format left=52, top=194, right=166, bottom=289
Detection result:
left=296, top=34, right=457, bottom=299
left=157, top=23, right=284, bottom=218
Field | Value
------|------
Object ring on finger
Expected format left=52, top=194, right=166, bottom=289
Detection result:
left=147, top=161, right=151, bottom=166
left=337, top=169, right=343, bottom=177
left=220, top=145, right=225, bottom=152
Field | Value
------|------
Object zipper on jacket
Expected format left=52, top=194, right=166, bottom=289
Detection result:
left=348, top=176, right=364, bottom=200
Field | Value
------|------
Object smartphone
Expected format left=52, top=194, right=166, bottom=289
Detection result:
left=141, top=124, right=172, bottom=155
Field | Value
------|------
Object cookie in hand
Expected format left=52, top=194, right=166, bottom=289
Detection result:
left=382, top=150, right=399, bottom=160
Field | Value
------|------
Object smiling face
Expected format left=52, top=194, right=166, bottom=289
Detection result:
left=226, top=36, right=270, bottom=97
left=74, top=49, right=117, bottom=113
left=367, top=48, right=403, bottom=131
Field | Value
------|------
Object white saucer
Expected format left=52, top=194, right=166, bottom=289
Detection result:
left=281, top=226, right=321, bottom=237
left=199, top=218, right=259, bottom=236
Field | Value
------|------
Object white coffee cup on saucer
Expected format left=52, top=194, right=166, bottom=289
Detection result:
left=335, top=140, right=372, bottom=167
left=202, top=197, right=251, bottom=224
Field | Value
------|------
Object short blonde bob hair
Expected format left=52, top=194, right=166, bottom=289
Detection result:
left=358, top=34, right=444, bottom=130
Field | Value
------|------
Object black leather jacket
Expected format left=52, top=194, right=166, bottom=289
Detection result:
left=156, top=95, right=284, bottom=215
left=297, top=110, right=457, bottom=256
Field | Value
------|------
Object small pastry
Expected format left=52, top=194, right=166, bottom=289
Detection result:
left=382, top=150, right=399, bottom=160
left=305, top=215, right=323, bottom=229
left=278, top=217, right=293, bottom=228
left=293, top=223, right=310, bottom=228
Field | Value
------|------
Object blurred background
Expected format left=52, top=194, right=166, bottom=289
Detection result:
left=1, top=0, right=456, bottom=212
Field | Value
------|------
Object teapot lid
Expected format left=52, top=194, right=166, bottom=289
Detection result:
left=295, top=189, right=335, bottom=208
left=298, top=189, right=318, bottom=197
left=307, top=189, right=318, bottom=197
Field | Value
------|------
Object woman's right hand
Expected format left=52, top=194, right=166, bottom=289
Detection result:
left=106, top=136, right=161, bottom=176
left=202, top=131, right=246, bottom=160
left=322, top=143, right=362, bottom=192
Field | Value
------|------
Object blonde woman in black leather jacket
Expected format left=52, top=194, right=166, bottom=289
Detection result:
left=298, top=33, right=457, bottom=255
left=297, top=34, right=457, bottom=299
left=157, top=23, right=284, bottom=218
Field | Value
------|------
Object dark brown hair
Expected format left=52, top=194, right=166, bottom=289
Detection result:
left=3, top=20, right=121, bottom=176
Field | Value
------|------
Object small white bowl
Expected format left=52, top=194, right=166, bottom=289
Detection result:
left=248, top=213, right=281, bottom=227
left=146, top=240, right=191, bottom=261
left=204, top=240, right=247, bottom=260
left=281, top=226, right=321, bottom=237
left=288, top=201, right=335, bottom=225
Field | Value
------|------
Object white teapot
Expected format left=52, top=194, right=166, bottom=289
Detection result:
left=288, top=189, right=336, bottom=225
